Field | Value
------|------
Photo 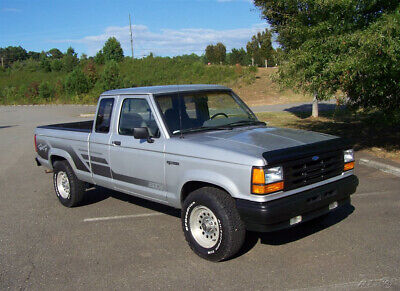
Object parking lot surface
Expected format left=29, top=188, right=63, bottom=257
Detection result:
left=0, top=105, right=399, bottom=290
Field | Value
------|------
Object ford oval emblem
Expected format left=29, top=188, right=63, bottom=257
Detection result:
left=312, top=156, right=320, bottom=161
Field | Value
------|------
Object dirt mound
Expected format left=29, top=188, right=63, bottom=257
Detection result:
left=232, top=67, right=309, bottom=106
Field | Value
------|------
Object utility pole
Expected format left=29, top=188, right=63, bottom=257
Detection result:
left=312, top=92, right=319, bottom=118
left=129, top=13, right=134, bottom=59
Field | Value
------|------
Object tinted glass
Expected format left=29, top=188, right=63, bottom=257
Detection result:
left=155, top=91, right=256, bottom=134
left=119, top=98, right=159, bottom=137
left=95, top=98, right=114, bottom=133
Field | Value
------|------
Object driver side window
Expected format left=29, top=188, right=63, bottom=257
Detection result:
left=119, top=98, right=160, bottom=137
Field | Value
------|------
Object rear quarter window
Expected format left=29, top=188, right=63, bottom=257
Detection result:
left=95, top=98, right=114, bottom=133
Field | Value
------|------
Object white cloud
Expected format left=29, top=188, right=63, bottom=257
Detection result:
left=57, top=23, right=269, bottom=57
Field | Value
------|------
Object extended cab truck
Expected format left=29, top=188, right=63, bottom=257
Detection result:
left=34, top=85, right=359, bottom=261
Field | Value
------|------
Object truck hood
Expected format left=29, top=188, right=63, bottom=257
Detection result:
left=178, top=126, right=346, bottom=165
left=196, top=126, right=336, bottom=151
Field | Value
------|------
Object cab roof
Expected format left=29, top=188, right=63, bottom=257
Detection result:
left=101, top=84, right=230, bottom=96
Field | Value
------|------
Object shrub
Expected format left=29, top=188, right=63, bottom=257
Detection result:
left=50, top=59, right=63, bottom=71
left=94, top=51, right=105, bottom=65
left=24, top=58, right=41, bottom=72
left=2, top=86, right=19, bottom=104
left=38, top=81, right=53, bottom=100
left=99, top=60, right=122, bottom=91
left=83, top=60, right=98, bottom=87
left=65, top=68, right=89, bottom=94
left=25, top=82, right=40, bottom=102
left=40, top=58, right=51, bottom=72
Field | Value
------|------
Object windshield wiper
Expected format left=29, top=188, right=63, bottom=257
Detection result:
left=173, top=125, right=233, bottom=135
left=220, top=120, right=266, bottom=128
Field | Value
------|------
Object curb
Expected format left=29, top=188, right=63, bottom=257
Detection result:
left=359, top=158, right=400, bottom=177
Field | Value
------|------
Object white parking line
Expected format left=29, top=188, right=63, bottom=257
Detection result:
left=353, top=190, right=394, bottom=197
left=359, top=158, right=400, bottom=177
left=83, top=212, right=165, bottom=222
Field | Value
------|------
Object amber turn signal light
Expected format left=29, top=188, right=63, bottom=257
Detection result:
left=252, top=168, right=265, bottom=184
left=252, top=181, right=284, bottom=195
left=344, top=161, right=354, bottom=171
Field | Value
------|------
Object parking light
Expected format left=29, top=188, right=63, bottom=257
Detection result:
left=251, top=166, right=284, bottom=195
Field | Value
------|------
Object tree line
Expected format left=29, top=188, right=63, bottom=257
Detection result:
left=204, top=29, right=280, bottom=67
left=0, top=37, right=258, bottom=105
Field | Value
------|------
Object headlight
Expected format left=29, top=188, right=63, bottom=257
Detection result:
left=265, top=166, right=283, bottom=184
left=344, top=149, right=355, bottom=171
left=344, top=149, right=354, bottom=163
left=251, top=166, right=284, bottom=195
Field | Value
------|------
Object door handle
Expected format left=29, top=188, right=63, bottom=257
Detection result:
left=112, top=140, right=121, bottom=146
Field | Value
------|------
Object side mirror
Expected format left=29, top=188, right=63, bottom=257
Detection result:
left=133, top=127, right=154, bottom=143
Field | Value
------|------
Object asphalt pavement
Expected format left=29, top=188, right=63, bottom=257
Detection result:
left=0, top=105, right=399, bottom=290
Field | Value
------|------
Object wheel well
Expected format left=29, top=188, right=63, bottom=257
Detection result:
left=50, top=155, right=66, bottom=167
left=180, top=181, right=229, bottom=204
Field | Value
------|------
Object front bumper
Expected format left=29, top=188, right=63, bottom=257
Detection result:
left=236, top=175, right=359, bottom=232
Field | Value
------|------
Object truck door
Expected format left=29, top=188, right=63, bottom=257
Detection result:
left=109, top=95, right=166, bottom=202
left=88, top=97, right=115, bottom=187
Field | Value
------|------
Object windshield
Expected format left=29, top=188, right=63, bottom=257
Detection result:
left=155, top=91, right=260, bottom=135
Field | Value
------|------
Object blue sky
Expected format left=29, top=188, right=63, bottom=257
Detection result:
left=0, top=0, right=268, bottom=57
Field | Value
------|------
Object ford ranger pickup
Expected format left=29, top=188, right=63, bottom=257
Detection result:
left=34, top=85, right=359, bottom=261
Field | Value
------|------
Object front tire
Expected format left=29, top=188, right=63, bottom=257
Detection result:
left=182, top=187, right=246, bottom=262
left=53, top=160, right=85, bottom=207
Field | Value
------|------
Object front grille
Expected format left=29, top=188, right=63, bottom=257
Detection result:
left=284, top=150, right=344, bottom=191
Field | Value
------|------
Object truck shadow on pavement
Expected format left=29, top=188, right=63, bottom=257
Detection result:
left=233, top=204, right=355, bottom=259
left=0, top=125, right=17, bottom=129
left=81, top=186, right=181, bottom=218
left=81, top=186, right=354, bottom=260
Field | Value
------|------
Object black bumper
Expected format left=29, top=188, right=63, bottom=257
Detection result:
left=35, top=157, right=41, bottom=166
left=236, top=175, right=359, bottom=232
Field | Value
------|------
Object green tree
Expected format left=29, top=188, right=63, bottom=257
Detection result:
left=99, top=60, right=122, bottom=91
left=62, top=47, right=79, bottom=72
left=205, top=44, right=216, bottom=63
left=50, top=59, right=63, bottom=71
left=94, top=50, right=105, bottom=64
left=102, top=37, right=124, bottom=62
left=0, top=46, right=28, bottom=67
left=83, top=60, right=98, bottom=88
left=205, top=43, right=226, bottom=64
left=228, top=48, right=249, bottom=65
left=39, top=52, right=51, bottom=72
left=38, top=82, right=53, bottom=100
left=254, top=0, right=400, bottom=115
left=48, top=48, right=63, bottom=59
left=246, top=29, right=274, bottom=67
left=27, top=51, right=40, bottom=60
left=65, top=68, right=89, bottom=94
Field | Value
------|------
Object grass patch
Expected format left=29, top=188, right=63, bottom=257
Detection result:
left=256, top=109, right=400, bottom=162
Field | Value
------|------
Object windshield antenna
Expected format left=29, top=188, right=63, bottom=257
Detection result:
left=177, top=84, right=184, bottom=139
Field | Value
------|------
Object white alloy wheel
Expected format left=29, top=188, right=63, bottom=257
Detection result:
left=56, top=171, right=70, bottom=199
left=189, top=205, right=220, bottom=248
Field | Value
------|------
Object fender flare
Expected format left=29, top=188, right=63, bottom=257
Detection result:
left=48, top=148, right=78, bottom=172
left=178, top=169, right=240, bottom=200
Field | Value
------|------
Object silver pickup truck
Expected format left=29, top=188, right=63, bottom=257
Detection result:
left=34, top=85, right=358, bottom=261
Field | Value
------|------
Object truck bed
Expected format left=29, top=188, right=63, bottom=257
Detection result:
left=37, top=120, right=93, bottom=133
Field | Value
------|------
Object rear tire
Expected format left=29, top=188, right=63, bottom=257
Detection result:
left=53, top=160, right=85, bottom=207
left=182, top=187, right=246, bottom=262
